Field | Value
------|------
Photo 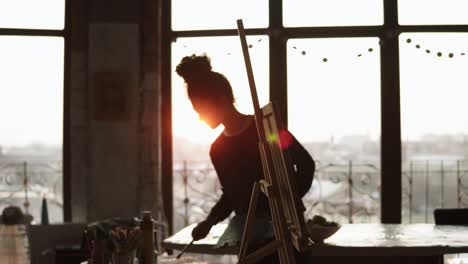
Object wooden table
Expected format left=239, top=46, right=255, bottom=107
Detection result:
left=0, top=225, right=30, bottom=264
left=162, top=224, right=468, bottom=263
left=82, top=256, right=205, bottom=264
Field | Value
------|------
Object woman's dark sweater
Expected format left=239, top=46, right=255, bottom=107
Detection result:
left=206, top=117, right=315, bottom=224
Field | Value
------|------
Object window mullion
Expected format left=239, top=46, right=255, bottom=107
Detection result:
left=269, top=0, right=288, bottom=125
left=0, top=28, right=64, bottom=36
left=381, top=0, right=402, bottom=224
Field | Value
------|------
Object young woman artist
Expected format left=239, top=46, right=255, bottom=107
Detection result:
left=176, top=54, right=315, bottom=263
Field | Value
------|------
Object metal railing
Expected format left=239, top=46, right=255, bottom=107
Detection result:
left=173, top=160, right=468, bottom=230
left=0, top=161, right=63, bottom=223
left=303, top=161, right=380, bottom=224
left=3, top=159, right=465, bottom=227
left=402, top=160, right=468, bottom=223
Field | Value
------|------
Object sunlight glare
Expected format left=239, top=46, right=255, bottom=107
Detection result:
left=172, top=36, right=269, bottom=146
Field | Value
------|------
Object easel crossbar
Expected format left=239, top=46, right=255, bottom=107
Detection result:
left=240, top=240, right=282, bottom=264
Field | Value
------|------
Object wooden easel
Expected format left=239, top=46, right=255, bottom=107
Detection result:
left=236, top=19, right=313, bottom=264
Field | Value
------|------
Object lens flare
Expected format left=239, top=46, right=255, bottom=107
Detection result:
left=267, top=130, right=294, bottom=150
left=267, top=133, right=278, bottom=143
left=278, top=130, right=294, bottom=150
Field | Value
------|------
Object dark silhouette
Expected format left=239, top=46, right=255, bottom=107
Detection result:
left=176, top=54, right=315, bottom=263
left=1, top=206, right=24, bottom=225
left=434, top=208, right=468, bottom=225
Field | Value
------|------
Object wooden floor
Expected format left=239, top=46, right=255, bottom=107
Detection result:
left=0, top=225, right=30, bottom=264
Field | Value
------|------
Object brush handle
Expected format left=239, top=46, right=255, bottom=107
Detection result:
left=176, top=239, right=194, bottom=259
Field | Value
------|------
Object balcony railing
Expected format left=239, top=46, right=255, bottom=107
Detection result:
left=0, top=161, right=63, bottom=223
left=3, top=159, right=464, bottom=227
left=402, top=160, right=468, bottom=223
left=173, top=160, right=468, bottom=231
left=303, top=161, right=380, bottom=224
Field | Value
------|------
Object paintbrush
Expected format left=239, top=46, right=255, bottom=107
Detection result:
left=176, top=239, right=194, bottom=259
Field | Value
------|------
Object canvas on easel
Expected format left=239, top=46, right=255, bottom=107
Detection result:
left=236, top=19, right=313, bottom=264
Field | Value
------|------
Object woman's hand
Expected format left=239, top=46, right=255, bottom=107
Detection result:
left=191, top=219, right=214, bottom=241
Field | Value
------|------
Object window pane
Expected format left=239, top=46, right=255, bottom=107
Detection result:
left=0, top=36, right=64, bottom=223
left=399, top=0, right=468, bottom=25
left=172, top=0, right=268, bottom=31
left=284, top=0, right=384, bottom=27
left=288, top=38, right=381, bottom=223
left=400, top=33, right=468, bottom=223
left=172, top=36, right=269, bottom=232
left=0, top=0, right=65, bottom=30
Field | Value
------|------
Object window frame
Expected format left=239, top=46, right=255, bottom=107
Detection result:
left=161, top=0, right=468, bottom=233
left=0, top=0, right=71, bottom=222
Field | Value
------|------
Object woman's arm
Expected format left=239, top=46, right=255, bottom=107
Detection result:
left=205, top=191, right=234, bottom=224
left=192, top=151, right=234, bottom=241
left=191, top=191, right=233, bottom=240
left=206, top=149, right=234, bottom=224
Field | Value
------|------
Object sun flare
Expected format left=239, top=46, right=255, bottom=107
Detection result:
left=173, top=109, right=223, bottom=145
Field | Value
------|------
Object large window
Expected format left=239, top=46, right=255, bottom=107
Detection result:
left=0, top=0, right=65, bottom=29
left=171, top=36, right=269, bottom=231
left=164, top=1, right=468, bottom=236
left=172, top=0, right=268, bottom=30
left=400, top=33, right=468, bottom=223
left=0, top=2, right=65, bottom=223
left=398, top=0, right=468, bottom=25
left=284, top=0, right=384, bottom=27
left=168, top=1, right=385, bottom=230
left=288, top=38, right=381, bottom=223
left=170, top=34, right=269, bottom=262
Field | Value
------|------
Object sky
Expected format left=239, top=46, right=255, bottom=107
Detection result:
left=1, top=0, right=468, bottom=148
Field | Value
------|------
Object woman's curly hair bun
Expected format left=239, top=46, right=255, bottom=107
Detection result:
left=176, top=54, right=212, bottom=81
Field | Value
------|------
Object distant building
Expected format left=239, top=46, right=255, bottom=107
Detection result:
left=338, top=134, right=372, bottom=151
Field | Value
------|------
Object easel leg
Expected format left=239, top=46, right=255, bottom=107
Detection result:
left=238, top=182, right=262, bottom=263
